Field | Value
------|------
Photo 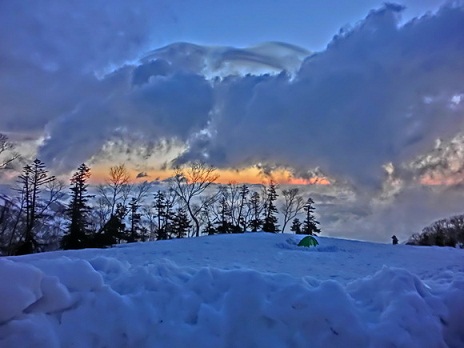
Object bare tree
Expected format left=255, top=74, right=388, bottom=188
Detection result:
left=199, top=194, right=216, bottom=235
left=15, top=159, right=63, bottom=254
left=0, top=133, right=20, bottom=170
left=170, top=161, right=219, bottom=237
left=97, top=164, right=131, bottom=218
left=279, top=188, right=305, bottom=232
left=132, top=180, right=152, bottom=205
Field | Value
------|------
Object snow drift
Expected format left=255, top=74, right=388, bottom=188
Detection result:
left=1, top=233, right=463, bottom=347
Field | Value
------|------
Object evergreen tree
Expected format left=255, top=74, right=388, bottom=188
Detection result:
left=94, top=203, right=126, bottom=247
left=126, top=197, right=147, bottom=242
left=302, top=198, right=321, bottom=235
left=237, top=184, right=249, bottom=232
left=290, top=218, right=302, bottom=234
left=214, top=188, right=233, bottom=233
left=200, top=200, right=216, bottom=235
left=249, top=191, right=263, bottom=232
left=172, top=207, right=191, bottom=238
left=202, top=220, right=216, bottom=235
left=262, top=182, right=279, bottom=232
left=153, top=190, right=175, bottom=240
left=62, top=163, right=92, bottom=249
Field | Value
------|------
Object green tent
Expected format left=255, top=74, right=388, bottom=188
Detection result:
left=298, top=235, right=319, bottom=247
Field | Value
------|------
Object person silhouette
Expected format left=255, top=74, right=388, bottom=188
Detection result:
left=392, top=235, right=399, bottom=245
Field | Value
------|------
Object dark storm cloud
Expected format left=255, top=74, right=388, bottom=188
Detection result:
left=0, top=0, right=172, bottom=137
left=1, top=1, right=464, bottom=189
left=38, top=68, right=214, bottom=172
left=180, top=3, right=464, bottom=186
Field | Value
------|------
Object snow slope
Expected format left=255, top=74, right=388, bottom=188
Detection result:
left=1, top=233, right=463, bottom=347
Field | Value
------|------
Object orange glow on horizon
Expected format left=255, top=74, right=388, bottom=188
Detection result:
left=88, top=165, right=330, bottom=186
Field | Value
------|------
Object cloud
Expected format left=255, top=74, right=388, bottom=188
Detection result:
left=1, top=2, right=464, bottom=191
left=181, top=3, right=464, bottom=187
left=136, top=172, right=149, bottom=179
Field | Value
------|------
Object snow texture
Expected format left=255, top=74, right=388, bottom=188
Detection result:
left=1, top=233, right=464, bottom=347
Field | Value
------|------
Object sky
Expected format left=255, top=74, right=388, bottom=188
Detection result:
left=1, top=0, right=464, bottom=241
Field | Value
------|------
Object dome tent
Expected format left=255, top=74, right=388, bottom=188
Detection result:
left=298, top=235, right=319, bottom=247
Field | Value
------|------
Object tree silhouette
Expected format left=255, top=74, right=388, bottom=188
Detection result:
left=16, top=159, right=61, bottom=254
left=279, top=188, right=305, bottom=233
left=62, top=163, right=93, bottom=249
left=262, top=182, right=279, bottom=232
left=171, top=162, right=219, bottom=237
left=302, top=198, right=321, bottom=235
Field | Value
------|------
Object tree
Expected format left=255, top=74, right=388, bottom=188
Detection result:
left=170, top=161, right=219, bottom=237
left=236, top=184, right=250, bottom=232
left=124, top=181, right=152, bottom=242
left=96, top=164, right=131, bottom=223
left=15, top=159, right=62, bottom=254
left=290, top=218, right=302, bottom=234
left=279, top=188, right=305, bottom=233
left=95, top=164, right=151, bottom=235
left=93, top=203, right=126, bottom=247
left=199, top=195, right=216, bottom=235
left=213, top=186, right=234, bottom=233
left=0, top=133, right=19, bottom=170
left=249, top=191, right=263, bottom=232
left=0, top=194, right=24, bottom=255
left=407, top=214, right=464, bottom=247
left=126, top=197, right=148, bottom=242
left=152, top=190, right=176, bottom=240
left=262, top=182, right=279, bottom=232
left=172, top=207, right=191, bottom=238
left=62, top=163, right=93, bottom=249
left=301, top=198, right=321, bottom=235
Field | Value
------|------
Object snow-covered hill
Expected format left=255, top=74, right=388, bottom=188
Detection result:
left=1, top=233, right=463, bottom=347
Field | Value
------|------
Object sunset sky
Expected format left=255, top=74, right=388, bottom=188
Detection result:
left=1, top=0, right=464, bottom=241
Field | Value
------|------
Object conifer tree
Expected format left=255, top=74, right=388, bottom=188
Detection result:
left=62, top=163, right=92, bottom=249
left=290, top=218, right=302, bottom=234
left=237, top=184, right=249, bottom=232
left=262, top=182, right=279, bottom=232
left=249, top=191, right=263, bottom=232
left=172, top=207, right=191, bottom=238
left=214, top=187, right=233, bottom=233
left=302, top=198, right=321, bottom=235
left=127, top=197, right=147, bottom=242
left=94, top=203, right=126, bottom=247
left=153, top=190, right=175, bottom=240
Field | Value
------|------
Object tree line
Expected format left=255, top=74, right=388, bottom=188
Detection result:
left=407, top=215, right=464, bottom=248
left=0, top=156, right=321, bottom=256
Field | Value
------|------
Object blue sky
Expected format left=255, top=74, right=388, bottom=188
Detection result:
left=152, top=0, right=444, bottom=49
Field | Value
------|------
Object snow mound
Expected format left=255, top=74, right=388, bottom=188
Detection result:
left=1, top=233, right=464, bottom=347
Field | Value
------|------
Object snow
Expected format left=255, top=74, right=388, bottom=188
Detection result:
left=1, top=233, right=464, bottom=347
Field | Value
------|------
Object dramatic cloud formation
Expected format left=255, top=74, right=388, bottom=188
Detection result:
left=180, top=3, right=464, bottom=187
left=34, top=6, right=464, bottom=181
